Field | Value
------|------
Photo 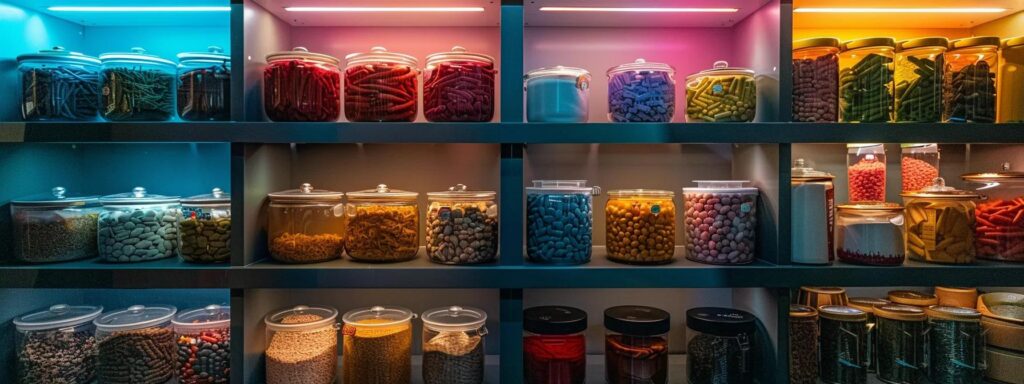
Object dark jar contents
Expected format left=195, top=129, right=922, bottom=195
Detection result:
left=263, top=48, right=342, bottom=122
left=344, top=47, right=419, bottom=122
left=847, top=297, right=890, bottom=374
left=17, top=47, right=101, bottom=121
left=14, top=304, right=103, bottom=384
left=789, top=305, right=819, bottom=384
left=99, top=48, right=176, bottom=121
left=173, top=305, right=231, bottom=384
left=177, top=47, right=231, bottom=121
left=686, top=307, right=756, bottom=384
left=523, top=306, right=587, bottom=384
left=818, top=305, right=869, bottom=384
left=873, top=305, right=926, bottom=384
left=423, top=46, right=496, bottom=122
left=604, top=306, right=670, bottom=384
left=926, top=306, right=986, bottom=384
left=420, top=306, right=487, bottom=384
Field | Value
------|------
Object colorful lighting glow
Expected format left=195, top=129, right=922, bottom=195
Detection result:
left=539, top=7, right=739, bottom=13
left=284, top=7, right=485, bottom=12
left=48, top=6, right=230, bottom=12
left=794, top=7, right=1006, bottom=13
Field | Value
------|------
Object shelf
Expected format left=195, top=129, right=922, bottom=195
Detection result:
left=778, top=259, right=1024, bottom=287
left=0, top=257, right=230, bottom=288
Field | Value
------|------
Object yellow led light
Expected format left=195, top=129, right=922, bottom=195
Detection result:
left=794, top=7, right=1006, bottom=13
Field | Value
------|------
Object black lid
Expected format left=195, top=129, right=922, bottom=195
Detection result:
left=686, top=307, right=756, bottom=336
left=604, top=305, right=671, bottom=336
left=524, top=306, right=587, bottom=335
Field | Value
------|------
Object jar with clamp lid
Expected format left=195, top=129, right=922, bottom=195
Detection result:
left=525, top=66, right=591, bottom=122
left=962, top=163, right=1024, bottom=262
left=180, top=187, right=231, bottom=263
left=11, top=186, right=99, bottom=263
left=94, top=305, right=178, bottom=384
left=342, top=306, right=415, bottom=384
left=99, top=47, right=176, bottom=121
left=345, top=46, right=419, bottom=122
left=685, top=60, right=757, bottom=122
left=17, top=46, right=100, bottom=121
left=686, top=307, right=756, bottom=384
left=14, top=304, right=103, bottom=384
left=97, top=187, right=181, bottom=263
left=173, top=305, right=230, bottom=384
left=264, top=47, right=341, bottom=122
left=345, top=184, right=419, bottom=262
left=267, top=183, right=345, bottom=264
left=265, top=305, right=340, bottom=384
left=526, top=180, right=600, bottom=264
left=426, top=184, right=497, bottom=265
left=424, top=46, right=495, bottom=122
left=421, top=306, right=488, bottom=384
left=902, top=177, right=981, bottom=264
left=606, top=189, right=676, bottom=264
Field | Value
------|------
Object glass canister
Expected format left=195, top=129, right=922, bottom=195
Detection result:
left=847, top=144, right=887, bottom=203
left=97, top=187, right=181, bottom=263
left=267, top=183, right=344, bottom=264
left=901, top=143, right=940, bottom=193
left=848, top=297, right=890, bottom=373
left=424, top=46, right=495, bottom=122
left=344, top=46, right=419, bottom=122
left=94, top=305, right=178, bottom=384
left=686, top=307, right=756, bottom=384
left=944, top=37, right=1000, bottom=123
left=426, top=184, right=498, bottom=265
left=525, top=66, right=591, bottom=123
left=926, top=306, right=987, bottom=383
left=683, top=180, right=759, bottom=265
left=605, top=189, right=676, bottom=264
left=345, top=184, right=419, bottom=262
left=14, top=304, right=103, bottom=384
left=790, top=305, right=819, bottom=384
left=839, top=38, right=896, bottom=123
left=526, top=180, right=600, bottom=264
left=17, top=46, right=100, bottom=121
left=265, top=305, right=339, bottom=384
left=180, top=188, right=231, bottom=263
left=99, top=47, right=176, bottom=121
left=173, top=305, right=230, bottom=384
left=177, top=46, right=230, bottom=121
left=604, top=306, right=670, bottom=384
left=902, top=177, right=980, bottom=264
left=608, top=58, right=676, bottom=122
left=523, top=306, right=587, bottom=384
left=342, top=306, right=415, bottom=384
left=792, top=38, right=840, bottom=122
left=963, top=165, right=1024, bottom=262
left=888, top=290, right=939, bottom=309
left=818, top=305, right=870, bottom=384
left=836, top=203, right=906, bottom=266
left=998, top=36, right=1024, bottom=123
left=874, top=304, right=927, bottom=384
left=895, top=38, right=947, bottom=122
left=685, top=60, right=757, bottom=122
left=11, top=186, right=99, bottom=263
left=263, top=47, right=341, bottom=122
left=421, top=306, right=488, bottom=384
left=791, top=159, right=836, bottom=265
left=798, top=286, right=849, bottom=308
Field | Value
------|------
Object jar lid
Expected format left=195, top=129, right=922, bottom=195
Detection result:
left=94, top=305, right=177, bottom=332
left=523, top=306, right=587, bottom=335
left=818, top=305, right=868, bottom=322
left=791, top=158, right=834, bottom=181
left=14, top=304, right=104, bottom=331
left=847, top=143, right=884, bottom=149
left=837, top=202, right=903, bottom=212
left=345, top=46, right=418, bottom=68
left=793, top=37, right=840, bottom=51
left=178, top=46, right=230, bottom=64
left=901, top=143, right=938, bottom=149
left=421, top=306, right=487, bottom=331
left=173, top=304, right=230, bottom=329
left=266, top=47, right=339, bottom=66
left=801, top=286, right=846, bottom=295
left=926, top=305, right=982, bottom=321
left=268, top=183, right=343, bottom=202
left=962, top=162, right=1024, bottom=181
left=874, top=304, right=926, bottom=321
left=12, top=186, right=98, bottom=208
left=347, top=184, right=418, bottom=202
left=900, top=177, right=981, bottom=199
left=687, top=60, right=755, bottom=80
left=607, top=189, right=674, bottom=198
left=526, top=179, right=599, bottom=194
left=842, top=37, right=896, bottom=51
left=182, top=187, right=230, bottom=205
left=17, top=46, right=100, bottom=66
left=1004, top=36, right=1024, bottom=49
left=683, top=180, right=758, bottom=194
left=100, top=186, right=180, bottom=205
left=525, top=66, right=591, bottom=81
left=888, top=290, right=939, bottom=306
left=935, top=286, right=977, bottom=295
left=789, top=304, right=818, bottom=319
left=607, top=58, right=675, bottom=76
left=426, top=46, right=493, bottom=67
left=99, top=47, right=176, bottom=67
left=951, top=36, right=1001, bottom=50
left=265, top=305, right=339, bottom=331
left=427, top=184, right=496, bottom=201
left=848, top=297, right=890, bottom=314
left=897, top=37, right=949, bottom=51
left=343, top=305, right=415, bottom=327
left=686, top=307, right=756, bottom=336
left=604, top=305, right=671, bottom=336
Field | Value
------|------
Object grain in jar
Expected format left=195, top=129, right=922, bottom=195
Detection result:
left=895, top=38, right=947, bottom=122
left=685, top=60, right=757, bottom=122
left=604, top=306, right=670, bottom=384
left=342, top=306, right=414, bottom=384
left=839, top=38, right=896, bottom=123
left=999, top=36, right=1024, bottom=122
left=345, top=184, right=419, bottom=262
left=792, top=38, right=840, bottom=122
left=847, top=144, right=886, bottom=203
left=173, top=305, right=231, bottom=384
left=11, top=186, right=99, bottom=263
left=925, top=306, right=986, bottom=384
left=943, top=37, right=999, bottom=123
left=817, top=305, right=869, bottom=384
left=97, top=187, right=182, bottom=263
left=902, top=177, right=980, bottom=264
left=605, top=189, right=676, bottom=264
left=14, top=304, right=103, bottom=384
left=267, top=183, right=345, bottom=264
left=836, top=203, right=906, bottom=266
left=686, top=307, right=756, bottom=384
left=94, top=305, right=178, bottom=384
left=421, top=306, right=488, bottom=384
left=179, top=188, right=231, bottom=263
left=901, top=144, right=940, bottom=193
left=265, top=305, right=339, bottom=384
left=874, top=304, right=927, bottom=384
left=523, top=306, right=587, bottom=384
left=791, top=159, right=835, bottom=265
left=526, top=180, right=599, bottom=264
left=789, top=305, right=819, bottom=384
left=962, top=165, right=1024, bottom=262
left=683, top=180, right=759, bottom=265
left=426, top=184, right=498, bottom=265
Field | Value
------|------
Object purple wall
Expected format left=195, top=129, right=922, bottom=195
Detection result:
left=731, top=0, right=781, bottom=122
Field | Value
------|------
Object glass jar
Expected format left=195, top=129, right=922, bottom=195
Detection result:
left=895, top=38, right=947, bottom=122
left=902, top=177, right=980, bottom=264
left=605, top=306, right=670, bottom=384
left=421, top=306, right=488, bottom=384
left=180, top=188, right=231, bottom=263
left=523, top=306, right=587, bottom=384
left=344, top=46, right=419, bottom=122
left=791, top=159, right=836, bottom=264
left=792, top=38, right=840, bottom=122
left=608, top=58, right=676, bottom=122
left=526, top=180, right=600, bottom=264
left=605, top=189, right=676, bottom=264
left=264, top=305, right=339, bottom=384
left=839, top=38, right=896, bottom=122
left=424, top=46, right=495, bottom=122
left=836, top=203, right=906, bottom=266
left=99, top=47, right=176, bottom=121
left=263, top=47, right=341, bottom=122
left=888, top=290, right=939, bottom=309
left=848, top=297, right=890, bottom=373
left=798, top=286, right=849, bottom=308
left=345, top=184, right=419, bottom=262
left=926, top=306, right=986, bottom=383
left=944, top=37, right=1000, bottom=123
left=525, top=66, right=591, bottom=123
left=97, top=187, right=181, bottom=263
left=342, top=306, right=415, bottom=384
left=935, top=286, right=978, bottom=308
left=874, top=304, right=927, bottom=384
left=14, top=304, right=103, bottom=384
left=267, top=183, right=345, bottom=264
left=962, top=165, right=1024, bottom=262
left=177, top=46, right=230, bottom=121
left=685, top=60, right=757, bottom=122
left=686, top=307, right=756, bottom=384
left=790, top=305, right=819, bottom=384
left=426, top=184, right=498, bottom=265
left=847, top=144, right=887, bottom=203
left=683, top=180, right=759, bottom=265
left=999, top=36, right=1024, bottom=123
left=17, top=46, right=100, bottom=121
left=818, top=305, right=870, bottom=384
left=11, top=186, right=99, bottom=263
left=901, top=143, right=940, bottom=193
left=173, top=305, right=230, bottom=384
left=94, top=305, right=178, bottom=384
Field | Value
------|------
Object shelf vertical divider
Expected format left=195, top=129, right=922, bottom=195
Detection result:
left=230, top=288, right=245, bottom=384
left=230, top=142, right=246, bottom=267
left=778, top=0, right=794, bottom=266
left=230, top=0, right=245, bottom=121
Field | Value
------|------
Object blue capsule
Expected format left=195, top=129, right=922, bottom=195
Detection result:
left=526, top=193, right=593, bottom=264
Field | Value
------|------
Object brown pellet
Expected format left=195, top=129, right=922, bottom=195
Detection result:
left=96, top=326, right=176, bottom=384
left=266, top=314, right=338, bottom=384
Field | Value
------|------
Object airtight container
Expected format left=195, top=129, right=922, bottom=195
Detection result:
left=895, top=37, right=947, bottom=122
left=264, top=47, right=341, bottom=122
left=935, top=286, right=979, bottom=308
left=836, top=203, right=906, bottom=266
left=605, top=306, right=670, bottom=384
left=267, top=183, right=345, bottom=264
left=345, top=184, right=419, bottom=262
left=526, top=180, right=600, bottom=264
left=792, top=38, right=840, bottom=122
left=839, top=38, right=896, bottom=123
left=523, top=306, right=587, bottom=384
left=789, top=305, right=819, bottom=384
left=97, top=187, right=182, bottom=263
left=999, top=36, right=1024, bottom=123
left=345, top=46, right=419, bottom=122
left=94, top=305, right=178, bottom=384
left=963, top=164, right=1024, bottom=262
left=683, top=180, right=759, bottom=265
left=902, top=177, right=980, bottom=264
left=944, top=37, right=1000, bottom=123
left=901, top=143, right=940, bottom=193
left=818, top=305, right=870, bottom=384
left=173, top=305, right=231, bottom=384
left=424, top=46, right=495, bottom=122
left=525, top=66, right=591, bottom=122
left=342, top=306, right=415, bottom=384
left=99, top=47, right=176, bottom=121
left=605, top=189, right=676, bottom=264
left=874, top=304, right=927, bottom=384
left=177, top=46, right=231, bottom=121
left=17, top=46, right=100, bottom=121
left=426, top=184, right=498, bottom=265
left=608, top=58, right=676, bottom=122
left=265, top=305, right=340, bottom=384
left=14, top=304, right=103, bottom=384
left=791, top=159, right=835, bottom=265
left=685, top=60, right=757, bottom=122
left=11, top=186, right=99, bottom=263
left=847, top=144, right=887, bottom=203
left=926, top=306, right=987, bottom=383
left=180, top=187, right=231, bottom=263
left=686, top=307, right=756, bottom=384
left=421, top=306, right=488, bottom=384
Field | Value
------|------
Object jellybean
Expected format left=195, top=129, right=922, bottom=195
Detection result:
left=848, top=158, right=886, bottom=202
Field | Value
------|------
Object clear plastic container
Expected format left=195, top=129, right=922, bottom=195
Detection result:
left=791, top=159, right=835, bottom=265
left=426, top=184, right=497, bottom=265
left=895, top=38, right=947, bottom=122
left=342, top=306, right=415, bottom=384
left=874, top=304, right=927, bottom=384
left=605, top=306, right=670, bottom=384
left=888, top=290, right=939, bottom=309
left=263, top=47, right=341, bottom=122
left=789, top=305, right=819, bottom=384
left=424, top=46, right=495, bottom=122
left=818, top=305, right=870, bottom=384
left=267, top=183, right=345, bottom=264
left=94, top=305, right=178, bottom=384
left=99, top=47, right=176, bottom=121
left=11, top=186, right=99, bottom=263
left=901, top=143, right=940, bottom=193
left=17, top=46, right=100, bottom=121
left=962, top=164, right=1024, bottom=262
left=797, top=286, right=849, bottom=309
left=686, top=307, right=755, bottom=384
left=177, top=46, right=231, bottom=121
left=345, top=46, right=419, bottom=122
left=608, top=58, right=676, bottom=122
left=525, top=66, right=591, bottom=123
left=685, top=60, right=757, bottom=122
left=345, top=184, right=419, bottom=262
left=523, top=306, right=587, bottom=384
left=173, top=305, right=230, bottom=384
left=902, top=177, right=980, bottom=264
left=944, top=37, right=1000, bottom=123
left=421, top=306, right=488, bottom=384
left=999, top=36, right=1024, bottom=123
left=926, top=306, right=987, bottom=383
left=265, top=305, right=339, bottom=384
left=836, top=203, right=906, bottom=266
left=14, top=304, right=103, bottom=384
left=683, top=180, right=759, bottom=265
left=526, top=180, right=600, bottom=264
left=792, top=38, right=840, bottom=122
left=847, top=144, right=887, bottom=203
left=839, top=38, right=896, bottom=123
left=605, top=189, right=676, bottom=264
left=180, top=188, right=231, bottom=263
left=97, top=187, right=182, bottom=263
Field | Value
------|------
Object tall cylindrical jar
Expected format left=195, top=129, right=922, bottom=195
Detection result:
left=264, top=305, right=339, bottom=384
left=686, top=307, right=756, bottom=384
left=11, top=186, right=99, bottom=263
left=526, top=180, right=600, bottom=264
left=525, top=66, right=590, bottom=122
left=14, top=304, right=103, bottom=384
left=608, top=58, right=676, bottom=122
left=874, top=304, right=927, bottom=384
left=342, top=306, right=415, bottom=384
left=836, top=203, right=906, bottom=266
left=798, top=286, right=849, bottom=308
left=424, top=46, right=495, bottom=122
left=926, top=306, right=986, bottom=384
left=94, top=305, right=178, bottom=384
left=792, top=38, right=840, bottom=122
left=179, top=188, right=231, bottom=263
left=847, top=144, right=887, bottom=203
left=998, top=36, right=1024, bottom=122
left=791, top=158, right=835, bottom=264
left=895, top=38, right=947, bottom=122
left=848, top=297, right=890, bottom=373
left=902, top=177, right=980, bottom=264
left=177, top=46, right=231, bottom=121
left=685, top=60, right=757, bottom=122
left=421, top=306, right=488, bottom=384
left=901, top=143, right=940, bottom=193
left=818, top=305, right=870, bottom=384
left=263, top=47, right=341, bottom=122
left=962, top=165, right=1024, bottom=262
left=604, top=306, right=670, bottom=384
left=17, top=47, right=100, bottom=121
left=345, top=184, right=419, bottom=262
left=173, top=305, right=231, bottom=384
left=523, top=306, right=587, bottom=384
left=97, top=187, right=182, bottom=263
left=267, top=183, right=345, bottom=264
left=426, top=184, right=498, bottom=265
left=605, top=189, right=676, bottom=264
left=344, top=46, right=419, bottom=122
left=99, top=47, right=176, bottom=121
left=789, top=305, right=819, bottom=384
left=683, top=180, right=760, bottom=265
left=944, top=37, right=1000, bottom=123
left=839, top=38, right=896, bottom=122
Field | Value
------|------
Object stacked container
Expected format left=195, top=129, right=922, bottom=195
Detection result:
left=608, top=58, right=676, bottom=122
left=895, top=38, right=947, bottom=122
left=792, top=38, right=840, bottom=122
left=173, top=305, right=231, bottom=384
left=791, top=159, right=835, bottom=265
left=836, top=203, right=905, bottom=266
left=94, top=305, right=178, bottom=384
left=944, top=37, right=1000, bottom=123
left=888, top=290, right=938, bottom=309
left=341, top=306, right=415, bottom=384
left=798, top=286, right=849, bottom=308
left=17, top=47, right=101, bottom=121
left=524, top=66, right=591, bottom=122
left=345, top=184, right=420, bottom=262
left=847, top=144, right=887, bottom=203
left=421, top=306, right=488, bottom=384
left=264, top=305, right=339, bottom=384
left=99, top=47, right=177, bottom=121
left=426, top=184, right=498, bottom=265
left=874, top=304, right=927, bottom=384
left=424, top=46, right=495, bottom=122
left=902, top=177, right=980, bottom=264
left=977, top=292, right=1024, bottom=383
left=604, top=306, right=670, bottom=384
left=685, top=60, right=757, bottom=122
left=998, top=36, right=1024, bottom=122
left=526, top=180, right=599, bottom=264
left=683, top=180, right=759, bottom=265
left=177, top=46, right=231, bottom=121
left=839, top=38, right=896, bottom=123
left=962, top=164, right=1024, bottom=262
left=10, top=186, right=99, bottom=263
left=686, top=307, right=756, bottom=384
left=179, top=188, right=231, bottom=263
left=345, top=47, right=419, bottom=122
left=97, top=187, right=182, bottom=263
left=605, top=189, right=676, bottom=264
left=14, top=304, right=103, bottom=384
left=267, top=183, right=345, bottom=264
left=523, top=306, right=587, bottom=384
left=263, top=47, right=341, bottom=122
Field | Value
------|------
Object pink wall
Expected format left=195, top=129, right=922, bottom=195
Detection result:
left=732, top=0, right=781, bottom=122
left=244, top=0, right=291, bottom=121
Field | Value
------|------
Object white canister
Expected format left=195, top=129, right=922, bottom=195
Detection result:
left=791, top=159, right=835, bottom=264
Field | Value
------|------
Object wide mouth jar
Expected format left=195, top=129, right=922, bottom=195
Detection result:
left=421, top=306, right=488, bottom=333
left=173, top=304, right=230, bottom=331
left=178, top=46, right=230, bottom=69
left=347, top=184, right=418, bottom=205
left=12, top=186, right=98, bottom=210
left=345, top=46, right=418, bottom=69
left=793, top=37, right=841, bottom=59
left=100, top=186, right=180, bottom=208
left=527, top=179, right=600, bottom=195
left=608, top=58, right=675, bottom=77
left=15, top=304, right=103, bottom=332
left=524, top=306, right=587, bottom=335
left=268, top=183, right=344, bottom=206
left=343, top=305, right=415, bottom=329
left=182, top=187, right=231, bottom=212
left=100, top=47, right=175, bottom=70
left=427, top=184, right=496, bottom=203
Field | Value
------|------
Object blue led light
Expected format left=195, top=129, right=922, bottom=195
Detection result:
left=48, top=6, right=230, bottom=12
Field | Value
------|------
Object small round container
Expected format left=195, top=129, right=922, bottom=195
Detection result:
left=686, top=307, right=756, bottom=384
left=267, top=183, right=345, bottom=264
left=683, top=180, right=759, bottom=265
left=895, top=37, right=947, bottom=122
left=963, top=164, right=1024, bottom=262
left=265, top=305, right=339, bottom=384
left=177, top=46, right=231, bottom=121
left=935, top=286, right=979, bottom=308
left=789, top=305, right=819, bottom=384
left=97, top=187, right=182, bottom=263
left=798, top=286, right=849, bottom=308
left=526, top=180, right=600, bottom=264
left=173, top=305, right=231, bottom=384
left=792, top=38, right=840, bottom=122
left=944, top=37, right=1000, bottom=123
left=925, top=306, right=986, bottom=383
left=426, top=184, right=498, bottom=265
left=11, top=186, right=99, bottom=263
left=608, top=58, right=677, bottom=122
left=604, top=306, right=670, bottom=384
left=836, top=203, right=906, bottom=266
left=99, top=47, right=176, bottom=121
left=345, top=184, right=419, bottom=262
left=847, top=143, right=887, bottom=203
left=525, top=66, right=591, bottom=122
left=420, top=306, right=488, bottom=384
left=901, top=143, right=940, bottom=193
left=848, top=297, right=890, bottom=373
left=839, top=38, right=896, bottom=123
left=523, top=306, right=587, bottom=384
left=14, top=304, right=103, bottom=384
left=17, top=46, right=101, bottom=121
left=791, top=159, right=836, bottom=265
left=685, top=60, right=757, bottom=122
left=342, top=306, right=415, bottom=384
left=94, top=305, right=178, bottom=384
left=818, top=305, right=869, bottom=384
left=874, top=304, right=927, bottom=384
left=888, top=290, right=938, bottom=309
left=999, top=36, right=1024, bottom=122
left=264, top=47, right=341, bottom=122
left=344, top=46, right=419, bottom=122
left=605, top=189, right=676, bottom=264
left=902, top=177, right=980, bottom=264
left=180, top=188, right=231, bottom=263
left=424, top=46, right=495, bottom=122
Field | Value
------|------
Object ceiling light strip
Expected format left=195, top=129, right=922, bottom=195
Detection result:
left=539, top=7, right=739, bottom=13
left=284, top=7, right=485, bottom=12
left=793, top=7, right=1006, bottom=13
left=48, top=6, right=230, bottom=12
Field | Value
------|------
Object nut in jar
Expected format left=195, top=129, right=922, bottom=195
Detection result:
left=346, top=184, right=419, bottom=262
left=605, top=189, right=676, bottom=264
left=426, top=184, right=498, bottom=265
left=902, top=177, right=981, bottom=264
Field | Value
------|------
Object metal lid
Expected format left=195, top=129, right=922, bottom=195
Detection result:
left=888, top=290, right=939, bottom=307
left=525, top=66, right=591, bottom=81
left=900, top=177, right=981, bottom=199
left=1004, top=36, right=1024, bottom=49
left=266, top=47, right=339, bottom=66
left=687, top=60, right=755, bottom=80
left=427, top=184, right=496, bottom=201
left=347, top=184, right=418, bottom=202
left=604, top=305, right=671, bottom=336
left=343, top=305, right=415, bottom=327
left=99, top=47, right=176, bottom=67
left=842, top=37, right=896, bottom=51
left=94, top=305, right=177, bottom=331
left=425, top=46, right=493, bottom=67
left=265, top=305, right=339, bottom=331
left=14, top=304, right=103, bottom=331
left=791, top=158, right=834, bottom=181
left=790, top=304, right=818, bottom=319
left=951, top=36, right=1001, bottom=50
left=848, top=297, right=890, bottom=314
left=100, top=187, right=179, bottom=205
left=686, top=307, right=756, bottom=336
left=421, top=306, right=487, bottom=332
left=837, top=202, right=904, bottom=212
left=607, top=189, right=674, bottom=198
left=526, top=179, right=599, bottom=194
left=874, top=304, right=926, bottom=321
left=926, top=305, right=982, bottom=321
left=178, top=46, right=230, bottom=64
left=962, top=162, right=1024, bottom=182
left=683, top=180, right=758, bottom=194
left=818, top=305, right=868, bottom=322
left=897, top=37, right=949, bottom=51
left=607, top=58, right=675, bottom=76
left=793, top=37, right=840, bottom=51
left=523, top=306, right=587, bottom=335
left=182, top=187, right=230, bottom=205
left=173, top=304, right=230, bottom=329
left=12, top=186, right=98, bottom=208
left=268, top=183, right=343, bottom=202
left=17, top=46, right=100, bottom=66
left=345, top=46, right=418, bottom=68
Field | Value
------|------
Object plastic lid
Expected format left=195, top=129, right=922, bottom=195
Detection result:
left=427, top=184, right=496, bottom=201
left=99, top=47, right=176, bottom=67
left=347, top=184, right=418, bottom=202
left=789, top=304, right=818, bottom=319
left=607, top=58, right=675, bottom=76
left=525, top=66, right=591, bottom=81
left=14, top=304, right=104, bottom=331
left=100, top=186, right=180, bottom=205
left=686, top=307, right=756, bottom=336
left=689, top=60, right=755, bottom=79
left=793, top=37, right=840, bottom=51
left=343, top=305, right=415, bottom=327
left=1004, top=36, right=1024, bottom=49
left=182, top=187, right=230, bottom=205
left=897, top=37, right=949, bottom=51
left=426, top=46, right=493, bottom=66
left=345, top=46, right=418, bottom=68
left=173, top=304, right=230, bottom=329
left=901, top=177, right=981, bottom=199
left=848, top=297, right=890, bottom=314
left=875, top=304, right=926, bottom=321
left=12, top=186, right=98, bottom=208
left=978, top=292, right=1024, bottom=323
left=94, top=305, right=177, bottom=332
left=926, top=305, right=982, bottom=321
left=265, top=305, right=338, bottom=331
left=268, top=183, right=343, bottom=202
left=951, top=36, right=1001, bottom=50
left=818, top=305, right=868, bottom=322
left=605, top=305, right=671, bottom=336
left=683, top=180, right=758, bottom=194
left=837, top=202, right=903, bottom=212
left=526, top=179, right=599, bottom=194
left=791, top=158, right=834, bottom=181
left=523, top=306, right=587, bottom=335
left=842, top=37, right=896, bottom=51
left=17, top=46, right=100, bottom=66
left=266, top=47, right=339, bottom=66
left=888, top=290, right=939, bottom=307
left=847, top=143, right=883, bottom=149
left=421, top=306, right=487, bottom=332
left=607, top=189, right=674, bottom=198
left=178, top=46, right=230, bottom=64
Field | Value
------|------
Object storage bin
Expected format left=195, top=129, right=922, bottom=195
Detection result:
left=342, top=306, right=415, bottom=384
left=683, top=180, right=759, bottom=265
left=926, top=306, right=986, bottom=384
left=426, top=184, right=498, bottom=265
left=895, top=38, right=947, bottom=122
left=962, top=165, right=1024, bottom=262
left=789, top=305, right=819, bottom=384
left=94, top=305, right=178, bottom=384
left=345, top=184, right=419, bottom=262
left=818, top=305, right=869, bottom=384
left=173, top=305, right=230, bottom=384
left=902, top=177, right=980, bottom=264
left=179, top=188, right=231, bottom=263
left=526, top=180, right=599, bottom=264
left=99, top=47, right=176, bottom=121
left=944, top=37, right=1000, bottom=123
left=525, top=66, right=591, bottom=122
left=836, top=203, right=905, bottom=266
left=686, top=307, right=755, bottom=384
left=998, top=36, right=1024, bottom=123
left=608, top=58, right=676, bottom=122
left=604, top=306, right=670, bottom=384
left=791, top=158, right=835, bottom=265
left=263, top=47, right=341, bottom=122
left=888, top=290, right=938, bottom=309
left=267, top=183, right=345, bottom=264
left=792, top=38, right=840, bottom=122
left=523, top=306, right=587, bottom=384
left=97, top=187, right=181, bottom=263
left=935, top=286, right=978, bottom=308
left=901, top=143, right=940, bottom=193
left=685, top=60, right=757, bottom=122
left=14, top=304, right=103, bottom=384
left=847, top=143, right=887, bottom=203
left=421, top=306, right=488, bottom=384
left=874, top=304, right=927, bottom=384
left=344, top=46, right=419, bottom=122
left=11, top=186, right=99, bottom=263
left=798, top=286, right=849, bottom=308
left=424, top=46, right=495, bottom=122
left=265, top=305, right=339, bottom=384
left=17, top=46, right=100, bottom=121
left=839, top=38, right=896, bottom=122
left=606, top=189, right=676, bottom=264
left=177, top=46, right=230, bottom=121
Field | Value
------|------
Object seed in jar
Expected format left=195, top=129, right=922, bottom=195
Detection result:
left=13, top=211, right=98, bottom=263
left=346, top=205, right=419, bottom=262
left=343, top=321, right=412, bottom=384
left=266, top=314, right=337, bottom=384
left=684, top=193, right=758, bottom=264
left=17, top=328, right=97, bottom=384
left=526, top=193, right=592, bottom=264
left=269, top=232, right=343, bottom=264
left=177, top=328, right=230, bottom=384
left=97, top=327, right=177, bottom=384
left=97, top=207, right=181, bottom=263
left=848, top=158, right=886, bottom=202
left=179, top=215, right=231, bottom=263
left=605, top=199, right=675, bottom=264
left=426, top=203, right=498, bottom=265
